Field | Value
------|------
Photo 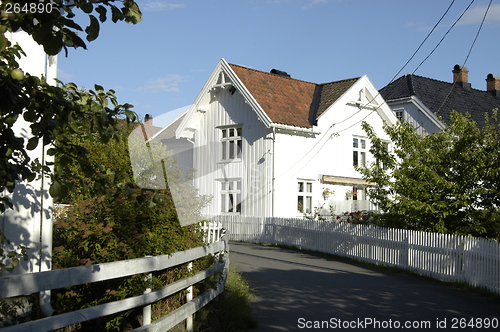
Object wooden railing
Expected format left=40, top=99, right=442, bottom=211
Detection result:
left=0, top=237, right=228, bottom=332
left=210, top=215, right=500, bottom=295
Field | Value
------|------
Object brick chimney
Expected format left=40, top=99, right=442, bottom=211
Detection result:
left=145, top=114, right=153, bottom=126
left=452, top=64, right=471, bottom=90
left=486, top=73, right=500, bottom=98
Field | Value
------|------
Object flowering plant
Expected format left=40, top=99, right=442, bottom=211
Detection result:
left=345, top=189, right=357, bottom=198
left=322, top=188, right=334, bottom=195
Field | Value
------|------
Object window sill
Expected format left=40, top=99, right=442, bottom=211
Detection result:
left=217, top=159, right=242, bottom=164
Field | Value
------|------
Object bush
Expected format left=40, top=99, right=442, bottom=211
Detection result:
left=196, top=266, right=258, bottom=332
left=51, top=119, right=212, bottom=331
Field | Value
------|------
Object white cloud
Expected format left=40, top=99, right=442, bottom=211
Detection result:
left=141, top=1, right=185, bottom=12
left=138, top=74, right=186, bottom=93
left=458, top=4, right=500, bottom=26
left=57, top=68, right=73, bottom=81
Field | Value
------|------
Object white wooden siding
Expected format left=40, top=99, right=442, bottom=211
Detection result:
left=387, top=99, right=443, bottom=135
left=193, top=86, right=273, bottom=217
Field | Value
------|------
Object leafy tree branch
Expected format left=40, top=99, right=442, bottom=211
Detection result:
left=359, top=110, right=500, bottom=239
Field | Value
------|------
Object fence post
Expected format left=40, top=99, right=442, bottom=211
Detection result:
left=143, top=271, right=152, bottom=326
left=400, top=233, right=409, bottom=270
left=186, top=262, right=194, bottom=332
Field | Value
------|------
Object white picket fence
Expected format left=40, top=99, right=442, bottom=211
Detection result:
left=0, top=236, right=228, bottom=332
left=209, top=215, right=500, bottom=295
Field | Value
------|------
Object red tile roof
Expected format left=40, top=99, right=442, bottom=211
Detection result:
left=229, top=64, right=359, bottom=128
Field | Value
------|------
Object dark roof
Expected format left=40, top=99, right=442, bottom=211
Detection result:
left=380, top=74, right=500, bottom=128
left=316, top=78, right=360, bottom=118
left=229, top=64, right=359, bottom=128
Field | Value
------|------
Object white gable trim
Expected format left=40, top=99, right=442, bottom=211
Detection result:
left=222, top=60, right=273, bottom=128
left=318, top=75, right=398, bottom=127
left=361, top=75, right=398, bottom=126
left=410, top=96, right=446, bottom=130
left=176, top=59, right=273, bottom=139
left=386, top=96, right=446, bottom=131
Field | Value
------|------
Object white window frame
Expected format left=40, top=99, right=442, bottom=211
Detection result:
left=353, top=136, right=367, bottom=167
left=394, top=109, right=405, bottom=122
left=297, top=180, right=313, bottom=213
left=219, top=125, right=242, bottom=162
left=220, top=179, right=242, bottom=214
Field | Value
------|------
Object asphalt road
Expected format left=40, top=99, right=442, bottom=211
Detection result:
left=229, top=242, right=500, bottom=331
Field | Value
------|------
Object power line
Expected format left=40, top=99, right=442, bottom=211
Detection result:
left=331, top=0, right=460, bottom=133
left=389, top=0, right=457, bottom=83
left=412, top=0, right=476, bottom=74
left=273, top=0, right=480, bottom=182
left=437, top=0, right=491, bottom=114
left=337, top=0, right=483, bottom=135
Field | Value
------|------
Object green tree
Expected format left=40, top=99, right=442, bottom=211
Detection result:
left=51, top=121, right=209, bottom=330
left=360, top=110, right=500, bottom=239
left=0, top=0, right=141, bottom=212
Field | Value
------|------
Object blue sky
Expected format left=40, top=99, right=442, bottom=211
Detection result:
left=58, top=0, right=500, bottom=127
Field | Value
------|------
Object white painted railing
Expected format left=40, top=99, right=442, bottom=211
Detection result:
left=0, top=237, right=228, bottom=332
left=210, top=215, right=500, bottom=295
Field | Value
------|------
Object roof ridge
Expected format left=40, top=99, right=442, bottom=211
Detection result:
left=402, top=73, right=491, bottom=94
left=228, top=63, right=317, bottom=86
left=320, top=77, right=360, bottom=86
left=229, top=63, right=364, bottom=88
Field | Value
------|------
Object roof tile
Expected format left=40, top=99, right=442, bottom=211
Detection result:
left=229, top=64, right=359, bottom=128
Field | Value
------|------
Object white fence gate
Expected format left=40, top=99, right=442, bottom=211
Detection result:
left=210, top=215, right=500, bottom=295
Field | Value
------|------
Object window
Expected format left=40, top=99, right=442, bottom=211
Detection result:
left=297, top=180, right=313, bottom=213
left=221, top=179, right=241, bottom=213
left=220, top=126, right=242, bottom=161
left=395, top=109, right=404, bottom=122
left=353, top=137, right=366, bottom=167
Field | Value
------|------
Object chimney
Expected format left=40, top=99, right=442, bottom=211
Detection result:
left=452, top=64, right=471, bottom=91
left=270, top=69, right=291, bottom=78
left=145, top=114, right=153, bottom=126
left=486, top=73, right=500, bottom=98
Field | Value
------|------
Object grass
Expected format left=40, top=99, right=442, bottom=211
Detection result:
left=195, top=266, right=258, bottom=332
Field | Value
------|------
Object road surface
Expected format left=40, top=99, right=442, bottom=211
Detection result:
left=229, top=242, right=500, bottom=331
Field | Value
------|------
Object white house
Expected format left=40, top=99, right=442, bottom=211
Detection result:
left=162, top=59, right=397, bottom=219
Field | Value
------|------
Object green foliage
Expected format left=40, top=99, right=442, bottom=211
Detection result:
left=51, top=117, right=211, bottom=330
left=359, top=110, right=500, bottom=239
left=0, top=0, right=142, bottom=56
left=0, top=1, right=142, bottom=213
left=197, top=266, right=258, bottom=332
left=0, top=232, right=27, bottom=276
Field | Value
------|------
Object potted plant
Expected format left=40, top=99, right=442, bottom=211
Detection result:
left=322, top=188, right=334, bottom=200
left=345, top=189, right=357, bottom=200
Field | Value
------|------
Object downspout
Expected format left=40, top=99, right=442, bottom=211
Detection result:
left=271, top=127, right=276, bottom=218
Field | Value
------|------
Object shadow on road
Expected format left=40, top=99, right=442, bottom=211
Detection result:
left=230, top=242, right=500, bottom=331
